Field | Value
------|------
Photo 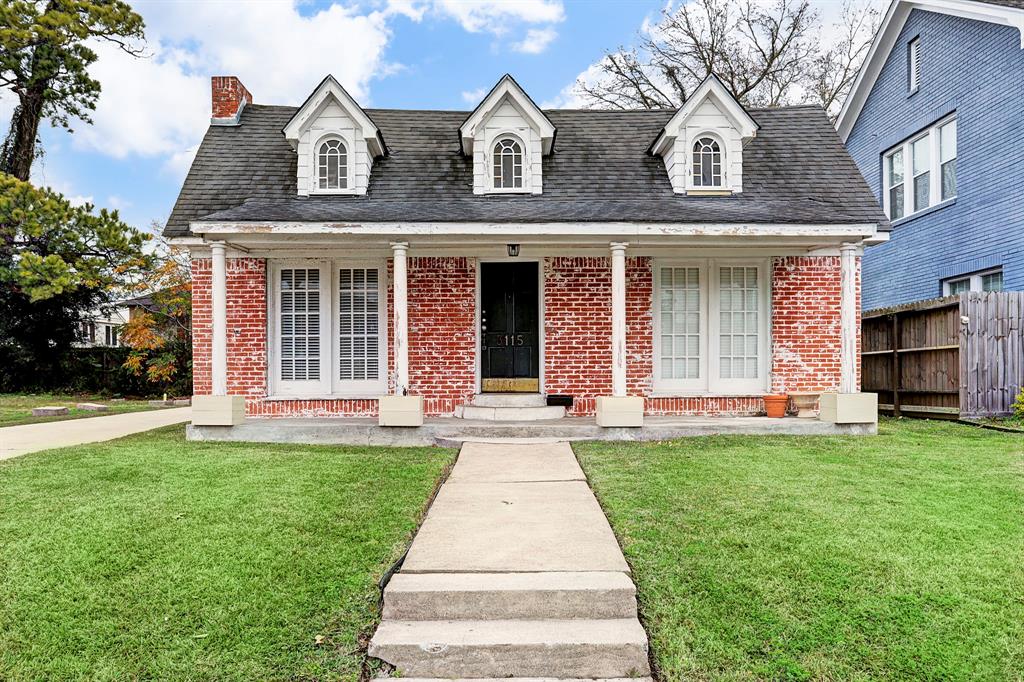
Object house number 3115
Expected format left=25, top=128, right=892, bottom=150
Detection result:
left=494, top=334, right=525, bottom=347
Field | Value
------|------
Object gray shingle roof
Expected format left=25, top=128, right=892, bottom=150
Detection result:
left=164, top=104, right=888, bottom=237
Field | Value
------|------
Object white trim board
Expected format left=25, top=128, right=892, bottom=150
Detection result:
left=836, top=0, right=1024, bottom=141
left=191, top=221, right=880, bottom=239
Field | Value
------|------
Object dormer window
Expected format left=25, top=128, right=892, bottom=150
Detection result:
left=493, top=136, right=524, bottom=190
left=317, top=138, right=348, bottom=190
left=692, top=137, right=723, bottom=187
left=460, top=75, right=556, bottom=195
left=282, top=75, right=385, bottom=197
left=650, top=75, right=758, bottom=195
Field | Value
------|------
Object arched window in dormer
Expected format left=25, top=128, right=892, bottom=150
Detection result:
left=493, top=136, right=524, bottom=189
left=692, top=136, right=723, bottom=187
left=317, top=137, right=348, bottom=190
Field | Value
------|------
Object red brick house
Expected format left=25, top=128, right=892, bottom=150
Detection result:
left=167, top=74, right=886, bottom=431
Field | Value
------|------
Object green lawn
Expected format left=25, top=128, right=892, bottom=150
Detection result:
left=0, top=393, right=166, bottom=427
left=0, top=426, right=454, bottom=681
left=575, top=419, right=1024, bottom=681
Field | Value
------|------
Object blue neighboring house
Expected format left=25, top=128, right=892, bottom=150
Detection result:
left=838, top=0, right=1024, bottom=310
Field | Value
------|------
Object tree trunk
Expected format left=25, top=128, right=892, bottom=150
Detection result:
left=2, top=88, right=44, bottom=181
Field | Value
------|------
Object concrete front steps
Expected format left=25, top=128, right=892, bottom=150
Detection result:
left=369, top=571, right=650, bottom=679
left=454, top=393, right=565, bottom=422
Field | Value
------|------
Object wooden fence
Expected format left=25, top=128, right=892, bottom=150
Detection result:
left=862, top=292, right=1024, bottom=418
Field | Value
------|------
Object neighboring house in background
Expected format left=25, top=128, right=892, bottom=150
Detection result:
left=76, top=307, right=127, bottom=348
left=838, top=0, right=1024, bottom=310
left=164, top=73, right=886, bottom=428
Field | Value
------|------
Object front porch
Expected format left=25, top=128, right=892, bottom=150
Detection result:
left=187, top=413, right=876, bottom=447
left=183, top=222, right=880, bottom=432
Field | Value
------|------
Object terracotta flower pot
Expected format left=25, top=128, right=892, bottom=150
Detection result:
left=763, top=394, right=788, bottom=418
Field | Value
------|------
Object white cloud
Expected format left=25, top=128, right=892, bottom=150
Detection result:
left=541, top=61, right=605, bottom=108
left=512, top=27, right=558, bottom=54
left=107, top=195, right=132, bottom=210
left=71, top=1, right=398, bottom=166
left=36, top=0, right=569, bottom=185
left=421, top=0, right=565, bottom=34
left=461, top=87, right=488, bottom=104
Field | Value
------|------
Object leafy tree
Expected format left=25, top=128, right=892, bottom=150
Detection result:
left=0, top=172, right=150, bottom=388
left=120, top=227, right=192, bottom=395
left=0, top=0, right=145, bottom=180
left=575, top=0, right=878, bottom=118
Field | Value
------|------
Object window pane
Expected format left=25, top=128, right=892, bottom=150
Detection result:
left=946, top=278, right=970, bottom=295
left=941, top=159, right=956, bottom=200
left=660, top=267, right=701, bottom=380
left=889, top=184, right=904, bottom=220
left=339, top=267, right=381, bottom=381
left=279, top=268, right=321, bottom=381
left=913, top=171, right=930, bottom=212
left=718, top=266, right=759, bottom=380
left=692, top=137, right=722, bottom=187
left=982, top=271, right=1003, bottom=292
left=887, top=149, right=904, bottom=186
left=912, top=137, right=929, bottom=175
left=940, top=120, right=956, bottom=163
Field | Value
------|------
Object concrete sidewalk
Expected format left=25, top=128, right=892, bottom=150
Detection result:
left=0, top=407, right=192, bottom=461
left=369, top=441, right=652, bottom=680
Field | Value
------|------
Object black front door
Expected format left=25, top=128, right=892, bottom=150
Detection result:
left=480, top=262, right=540, bottom=393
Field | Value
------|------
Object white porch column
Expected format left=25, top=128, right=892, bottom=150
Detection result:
left=839, top=242, right=859, bottom=394
left=391, top=241, right=410, bottom=395
left=610, top=242, right=628, bottom=397
left=210, top=241, right=228, bottom=396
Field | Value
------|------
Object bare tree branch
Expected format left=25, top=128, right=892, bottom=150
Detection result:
left=575, top=0, right=878, bottom=119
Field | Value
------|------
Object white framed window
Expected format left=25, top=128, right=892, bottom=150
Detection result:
left=691, top=135, right=723, bottom=188
left=654, top=259, right=769, bottom=394
left=882, top=115, right=956, bottom=220
left=269, top=260, right=387, bottom=397
left=908, top=37, right=921, bottom=92
left=491, top=135, right=524, bottom=190
left=317, top=137, right=348, bottom=191
left=943, top=268, right=1003, bottom=295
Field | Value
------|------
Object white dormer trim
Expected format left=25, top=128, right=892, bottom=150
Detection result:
left=283, top=75, right=385, bottom=196
left=460, top=74, right=556, bottom=156
left=651, top=75, right=758, bottom=195
left=836, top=0, right=1024, bottom=141
left=461, top=75, right=554, bottom=195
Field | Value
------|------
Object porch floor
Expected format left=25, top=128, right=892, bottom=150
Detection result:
left=187, top=415, right=875, bottom=447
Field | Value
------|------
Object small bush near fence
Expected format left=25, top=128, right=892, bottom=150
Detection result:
left=0, top=347, right=190, bottom=398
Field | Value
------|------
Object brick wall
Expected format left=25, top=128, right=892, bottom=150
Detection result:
left=407, top=257, right=477, bottom=415
left=845, top=10, right=1024, bottom=308
left=543, top=257, right=612, bottom=415
left=195, top=253, right=854, bottom=419
left=770, top=255, right=858, bottom=394
left=191, top=257, right=266, bottom=399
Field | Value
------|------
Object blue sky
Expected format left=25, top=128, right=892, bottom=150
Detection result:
left=10, top=0, right=859, bottom=236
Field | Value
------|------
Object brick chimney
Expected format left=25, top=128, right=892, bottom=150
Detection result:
left=211, top=76, right=252, bottom=125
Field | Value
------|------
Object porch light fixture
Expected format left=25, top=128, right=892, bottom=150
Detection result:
left=507, top=243, right=520, bottom=257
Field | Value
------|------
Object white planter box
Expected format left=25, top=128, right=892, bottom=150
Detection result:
left=379, top=395, right=424, bottom=427
left=818, top=392, right=878, bottom=424
left=596, top=396, right=644, bottom=427
left=192, top=395, right=246, bottom=426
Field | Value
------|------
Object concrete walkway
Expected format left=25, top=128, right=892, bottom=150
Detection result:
left=0, top=407, right=192, bottom=461
left=369, top=441, right=652, bottom=680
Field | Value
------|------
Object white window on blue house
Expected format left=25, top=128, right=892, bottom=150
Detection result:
left=882, top=115, right=956, bottom=220
left=942, top=268, right=1003, bottom=296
